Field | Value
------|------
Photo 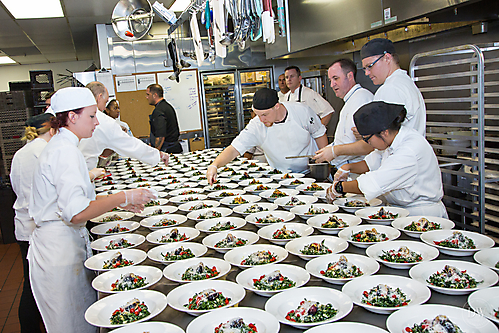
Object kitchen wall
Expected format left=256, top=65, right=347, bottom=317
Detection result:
left=0, top=60, right=95, bottom=92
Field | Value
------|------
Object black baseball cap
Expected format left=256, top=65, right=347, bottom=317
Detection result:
left=252, top=88, right=278, bottom=110
left=354, top=101, right=405, bottom=135
left=361, top=38, right=396, bottom=59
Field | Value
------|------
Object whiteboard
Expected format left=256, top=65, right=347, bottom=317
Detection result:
left=157, top=68, right=203, bottom=132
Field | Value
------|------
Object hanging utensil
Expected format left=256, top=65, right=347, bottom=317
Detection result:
left=212, top=0, right=227, bottom=58
left=277, top=0, right=286, bottom=37
left=220, top=0, right=235, bottom=46
left=250, top=0, right=263, bottom=41
left=168, top=38, right=182, bottom=82
left=190, top=11, right=205, bottom=66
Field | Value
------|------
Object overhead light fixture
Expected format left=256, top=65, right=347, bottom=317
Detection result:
left=1, top=0, right=64, bottom=19
left=0, top=56, right=16, bottom=65
left=168, top=0, right=190, bottom=12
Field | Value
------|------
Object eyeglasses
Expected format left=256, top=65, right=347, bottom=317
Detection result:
left=362, top=134, right=374, bottom=143
left=362, top=52, right=386, bottom=72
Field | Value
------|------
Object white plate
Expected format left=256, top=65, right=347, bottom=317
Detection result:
left=186, top=207, right=233, bottom=221
left=169, top=194, right=208, bottom=204
left=386, top=304, right=499, bottom=333
left=147, top=242, right=207, bottom=264
left=333, top=197, right=383, bottom=213
left=338, top=225, right=401, bottom=248
left=203, top=183, right=239, bottom=192
left=307, top=213, right=362, bottom=235
left=409, top=259, right=498, bottom=295
left=207, top=189, right=246, bottom=200
left=194, top=217, right=246, bottom=233
left=259, top=188, right=299, bottom=202
left=155, top=191, right=169, bottom=198
left=474, top=247, right=499, bottom=273
left=303, top=322, right=388, bottom=333
left=177, top=200, right=221, bottom=212
left=468, top=286, right=499, bottom=325
left=285, top=235, right=349, bottom=260
left=342, top=274, right=431, bottom=314
left=84, top=290, right=167, bottom=328
left=245, top=210, right=296, bottom=227
left=274, top=195, right=318, bottom=210
left=146, top=227, right=200, bottom=245
left=278, top=177, right=316, bottom=189
left=203, top=231, right=259, bottom=253
left=232, top=202, right=278, bottom=216
left=235, top=263, right=310, bottom=297
left=224, top=244, right=288, bottom=269
left=95, top=184, right=127, bottom=193
left=391, top=215, right=455, bottom=238
left=84, top=249, right=147, bottom=271
left=165, top=182, right=199, bottom=191
left=90, top=233, right=145, bottom=251
left=270, top=172, right=305, bottom=181
left=127, top=181, right=160, bottom=189
left=158, top=178, right=190, bottom=186
left=365, top=240, right=439, bottom=269
left=143, top=198, right=170, bottom=207
left=258, top=222, right=314, bottom=245
left=108, top=322, right=184, bottom=333
left=166, top=280, right=245, bottom=316
left=90, top=221, right=140, bottom=236
left=124, top=177, right=152, bottom=184
left=90, top=211, right=134, bottom=224
left=219, top=194, right=262, bottom=208
left=135, top=205, right=178, bottom=218
left=162, top=257, right=231, bottom=283
left=265, top=286, right=353, bottom=329
left=306, top=253, right=380, bottom=285
left=186, top=307, right=280, bottom=333
left=91, top=265, right=163, bottom=293
left=168, top=187, right=205, bottom=197
left=296, top=182, right=332, bottom=195
left=355, top=206, right=410, bottom=225
left=230, top=173, right=263, bottom=181
left=238, top=177, right=273, bottom=187
left=290, top=203, right=339, bottom=220
left=420, top=230, right=495, bottom=256
left=140, top=214, right=188, bottom=230
left=243, top=183, right=280, bottom=195
left=198, top=178, right=231, bottom=186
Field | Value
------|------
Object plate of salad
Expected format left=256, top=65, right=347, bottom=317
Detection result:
left=146, top=227, right=200, bottom=245
left=108, top=322, right=185, bottom=333
left=342, top=275, right=431, bottom=315
left=302, top=322, right=388, bottom=333
left=245, top=210, right=295, bottom=227
left=235, top=263, right=310, bottom=297
left=84, top=290, right=167, bottom=328
left=223, top=244, right=288, bottom=269
left=147, top=242, right=207, bottom=264
left=365, top=240, right=439, bottom=270
left=91, top=265, right=163, bottom=293
left=202, top=230, right=259, bottom=253
left=306, top=213, right=362, bottom=235
left=90, top=221, right=140, bottom=236
left=186, top=207, right=233, bottom=221
left=167, top=280, right=245, bottom=316
left=264, top=286, right=353, bottom=329
left=232, top=202, right=278, bottom=216
left=257, top=222, right=313, bottom=245
left=338, top=225, right=400, bottom=248
left=474, top=247, right=499, bottom=273
left=333, top=197, right=383, bottom=214
left=409, top=260, right=498, bottom=295
left=296, top=183, right=332, bottom=195
left=285, top=235, right=348, bottom=261
left=290, top=203, right=339, bottom=220
left=219, top=194, right=262, bottom=208
left=90, top=233, right=145, bottom=251
left=177, top=200, right=221, bottom=213
left=274, top=195, right=318, bottom=210
left=162, top=257, right=232, bottom=284
left=420, top=230, right=494, bottom=256
left=391, top=216, right=455, bottom=238
left=140, top=214, right=188, bottom=230
left=195, top=217, right=246, bottom=233
left=90, top=211, right=135, bottom=223
left=84, top=249, right=147, bottom=272
left=468, top=286, right=499, bottom=325
left=355, top=206, right=409, bottom=224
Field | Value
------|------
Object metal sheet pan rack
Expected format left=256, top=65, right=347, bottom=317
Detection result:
left=0, top=122, right=26, bottom=175
left=410, top=44, right=499, bottom=241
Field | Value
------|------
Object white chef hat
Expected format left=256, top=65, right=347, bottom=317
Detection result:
left=45, top=106, right=55, bottom=116
left=51, top=87, right=96, bottom=114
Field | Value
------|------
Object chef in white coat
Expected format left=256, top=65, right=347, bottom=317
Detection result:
left=326, top=101, right=447, bottom=218
left=207, top=88, right=328, bottom=184
left=28, top=87, right=156, bottom=333
left=11, top=113, right=54, bottom=333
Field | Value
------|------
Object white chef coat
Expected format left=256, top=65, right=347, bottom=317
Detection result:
left=374, top=69, right=426, bottom=135
left=357, top=126, right=447, bottom=218
left=28, top=128, right=97, bottom=333
left=232, top=102, right=326, bottom=172
left=278, top=90, right=287, bottom=103
left=285, top=85, right=334, bottom=119
left=79, top=110, right=160, bottom=170
left=117, top=118, right=133, bottom=137
left=330, top=84, right=373, bottom=167
left=10, top=138, right=47, bottom=241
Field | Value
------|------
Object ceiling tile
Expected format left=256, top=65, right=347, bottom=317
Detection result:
left=1, top=46, right=41, bottom=56
left=37, top=44, right=75, bottom=54
left=45, top=53, right=77, bottom=62
left=68, top=15, right=110, bottom=34
left=10, top=54, right=48, bottom=64
left=17, top=18, right=72, bottom=39
left=63, top=0, right=117, bottom=18
left=0, top=35, right=34, bottom=49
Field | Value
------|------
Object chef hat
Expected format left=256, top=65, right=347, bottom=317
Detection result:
left=45, top=106, right=55, bottom=116
left=252, top=88, right=278, bottom=110
left=51, top=87, right=96, bottom=113
left=360, top=38, right=396, bottom=59
left=25, top=113, right=53, bottom=129
left=354, top=101, right=405, bottom=135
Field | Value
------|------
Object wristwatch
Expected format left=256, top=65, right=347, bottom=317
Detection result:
left=335, top=181, right=345, bottom=195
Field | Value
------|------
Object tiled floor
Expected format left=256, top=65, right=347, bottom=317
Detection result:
left=0, top=243, right=23, bottom=333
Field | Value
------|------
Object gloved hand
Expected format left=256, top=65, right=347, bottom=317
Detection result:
left=314, top=145, right=337, bottom=163
left=120, top=188, right=157, bottom=207
left=160, top=151, right=170, bottom=166
left=89, top=168, right=105, bottom=181
left=207, top=165, right=218, bottom=185
left=334, top=167, right=350, bottom=181
left=325, top=181, right=343, bottom=204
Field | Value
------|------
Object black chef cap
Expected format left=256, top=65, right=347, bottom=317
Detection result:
left=252, top=88, right=278, bottom=110
left=361, top=38, right=396, bottom=59
left=25, top=113, right=53, bottom=129
left=354, top=101, right=405, bottom=135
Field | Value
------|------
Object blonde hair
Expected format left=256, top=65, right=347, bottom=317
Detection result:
left=22, top=125, right=51, bottom=142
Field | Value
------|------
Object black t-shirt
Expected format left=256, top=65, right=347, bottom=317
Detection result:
left=149, top=99, right=180, bottom=143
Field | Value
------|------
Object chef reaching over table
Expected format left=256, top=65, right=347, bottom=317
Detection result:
left=326, top=101, right=448, bottom=218
left=207, top=88, right=328, bottom=184
left=27, top=87, right=156, bottom=333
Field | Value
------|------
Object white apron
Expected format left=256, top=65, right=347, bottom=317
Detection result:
left=28, top=221, right=96, bottom=333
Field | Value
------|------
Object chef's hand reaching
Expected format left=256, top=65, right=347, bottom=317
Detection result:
left=207, top=165, right=218, bottom=185
left=160, top=151, right=170, bottom=166
left=119, top=188, right=157, bottom=212
left=89, top=168, right=105, bottom=181
left=326, top=181, right=343, bottom=204
left=334, top=166, right=350, bottom=181
left=314, top=145, right=337, bottom=163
